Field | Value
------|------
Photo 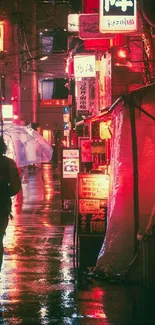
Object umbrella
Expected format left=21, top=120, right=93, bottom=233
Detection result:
left=3, top=123, right=53, bottom=167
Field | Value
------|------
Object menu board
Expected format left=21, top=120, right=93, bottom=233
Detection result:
left=78, top=173, right=109, bottom=199
left=62, top=149, right=80, bottom=179
left=79, top=199, right=107, bottom=214
left=79, top=208, right=107, bottom=234
left=77, top=173, right=108, bottom=235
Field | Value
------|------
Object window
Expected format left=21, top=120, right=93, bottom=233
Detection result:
left=40, top=31, right=54, bottom=54
left=39, top=29, right=68, bottom=54
left=40, top=78, right=68, bottom=99
left=40, top=79, right=54, bottom=99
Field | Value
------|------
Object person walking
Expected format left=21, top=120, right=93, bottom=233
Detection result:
left=0, top=136, right=21, bottom=271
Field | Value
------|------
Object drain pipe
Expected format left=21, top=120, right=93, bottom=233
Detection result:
left=128, top=99, right=140, bottom=255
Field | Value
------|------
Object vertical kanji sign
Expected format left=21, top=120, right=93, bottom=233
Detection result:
left=99, top=0, right=137, bottom=33
left=77, top=79, right=89, bottom=116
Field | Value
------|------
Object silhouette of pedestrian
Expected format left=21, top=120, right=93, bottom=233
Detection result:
left=0, top=137, right=21, bottom=271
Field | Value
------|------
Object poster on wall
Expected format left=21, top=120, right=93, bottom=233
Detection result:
left=62, top=148, right=80, bottom=179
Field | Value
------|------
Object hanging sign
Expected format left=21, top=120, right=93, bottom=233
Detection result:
left=99, top=0, right=137, bottom=33
left=79, top=13, right=115, bottom=39
left=77, top=79, right=89, bottom=116
left=74, top=55, right=96, bottom=78
left=68, top=14, right=79, bottom=32
left=0, top=23, right=4, bottom=51
left=2, top=105, right=13, bottom=120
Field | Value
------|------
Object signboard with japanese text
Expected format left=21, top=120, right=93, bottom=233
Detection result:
left=74, top=55, right=96, bottom=78
left=68, top=14, right=79, bottom=32
left=99, top=52, right=112, bottom=110
left=88, top=77, right=96, bottom=114
left=79, top=13, right=115, bottom=39
left=78, top=137, right=93, bottom=163
left=61, top=148, right=81, bottom=200
left=79, top=199, right=107, bottom=214
left=77, top=173, right=108, bottom=234
left=62, top=149, right=80, bottom=179
left=99, top=0, right=137, bottom=33
left=77, top=79, right=89, bottom=116
left=0, top=23, right=4, bottom=51
left=79, top=210, right=107, bottom=234
left=40, top=99, right=68, bottom=107
left=78, top=173, right=109, bottom=199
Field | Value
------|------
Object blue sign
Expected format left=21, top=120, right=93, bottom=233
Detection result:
left=63, top=106, right=70, bottom=114
left=64, top=122, right=69, bottom=130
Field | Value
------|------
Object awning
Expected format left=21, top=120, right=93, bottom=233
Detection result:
left=75, top=82, right=155, bottom=127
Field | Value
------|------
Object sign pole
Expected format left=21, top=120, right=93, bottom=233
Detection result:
left=0, top=77, right=3, bottom=138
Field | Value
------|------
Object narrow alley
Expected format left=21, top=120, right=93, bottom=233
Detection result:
left=0, top=164, right=154, bottom=325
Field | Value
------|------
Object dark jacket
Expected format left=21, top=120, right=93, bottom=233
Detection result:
left=0, top=155, right=21, bottom=208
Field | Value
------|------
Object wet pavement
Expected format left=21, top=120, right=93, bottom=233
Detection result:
left=0, top=164, right=155, bottom=325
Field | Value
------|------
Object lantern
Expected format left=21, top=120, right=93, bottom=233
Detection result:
left=99, top=121, right=111, bottom=140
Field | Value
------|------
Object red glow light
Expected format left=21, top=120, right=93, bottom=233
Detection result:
left=117, top=49, right=128, bottom=58
left=13, top=114, right=19, bottom=120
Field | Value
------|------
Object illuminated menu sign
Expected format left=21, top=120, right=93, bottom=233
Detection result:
left=77, top=173, right=108, bottom=234
left=78, top=174, right=109, bottom=199
left=0, top=23, right=4, bottom=51
left=62, top=149, right=80, bottom=179
left=99, top=0, right=137, bottom=33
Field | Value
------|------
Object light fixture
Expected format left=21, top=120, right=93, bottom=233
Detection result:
left=40, top=56, right=48, bottom=61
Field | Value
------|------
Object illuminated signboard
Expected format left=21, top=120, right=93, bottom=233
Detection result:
left=99, top=0, right=137, bottom=33
left=0, top=23, right=4, bottom=51
left=74, top=55, right=96, bottom=78
left=62, top=149, right=80, bottom=179
left=79, top=13, right=115, bottom=39
left=40, top=99, right=68, bottom=107
left=78, top=173, right=109, bottom=199
left=77, top=173, right=108, bottom=234
left=2, top=105, right=13, bottom=119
